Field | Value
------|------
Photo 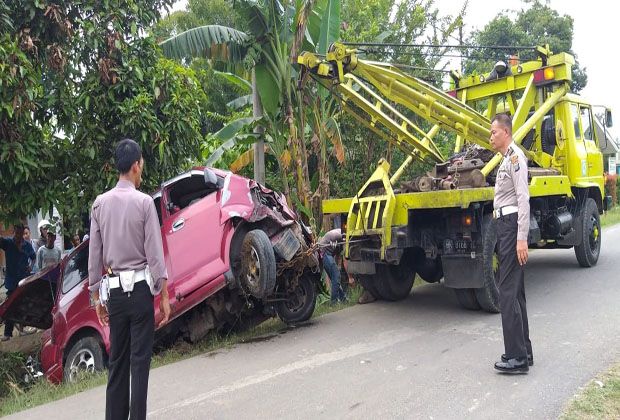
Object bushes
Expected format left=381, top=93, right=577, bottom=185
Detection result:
left=0, top=352, right=27, bottom=398
left=605, top=173, right=618, bottom=207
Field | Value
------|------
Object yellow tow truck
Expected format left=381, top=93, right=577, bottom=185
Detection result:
left=298, top=43, right=613, bottom=312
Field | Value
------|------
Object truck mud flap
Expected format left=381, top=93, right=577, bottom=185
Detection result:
left=441, top=254, right=484, bottom=289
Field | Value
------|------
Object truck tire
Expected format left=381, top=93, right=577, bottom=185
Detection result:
left=574, top=198, right=601, bottom=267
left=276, top=274, right=317, bottom=324
left=63, top=336, right=105, bottom=383
left=474, top=215, right=501, bottom=313
left=416, top=258, right=443, bottom=283
left=375, top=263, right=415, bottom=301
left=454, top=288, right=481, bottom=310
left=239, top=230, right=277, bottom=298
left=356, top=275, right=381, bottom=299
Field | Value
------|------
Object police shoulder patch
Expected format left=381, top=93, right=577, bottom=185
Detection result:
left=511, top=155, right=520, bottom=172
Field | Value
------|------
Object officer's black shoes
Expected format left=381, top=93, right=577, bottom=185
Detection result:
left=494, top=357, right=529, bottom=373
left=502, top=353, right=534, bottom=366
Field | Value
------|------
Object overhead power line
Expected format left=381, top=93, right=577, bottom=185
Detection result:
left=343, top=42, right=537, bottom=51
left=359, top=49, right=525, bottom=62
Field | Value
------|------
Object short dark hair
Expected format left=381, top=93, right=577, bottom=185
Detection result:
left=115, top=138, right=142, bottom=174
left=24, top=226, right=30, bottom=232
left=491, top=113, right=512, bottom=134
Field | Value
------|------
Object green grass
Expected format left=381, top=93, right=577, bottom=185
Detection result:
left=601, top=206, right=620, bottom=228
left=0, top=286, right=363, bottom=417
left=561, top=363, right=620, bottom=420
left=0, top=372, right=108, bottom=417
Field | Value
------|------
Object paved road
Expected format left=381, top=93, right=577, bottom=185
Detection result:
left=7, top=224, right=620, bottom=420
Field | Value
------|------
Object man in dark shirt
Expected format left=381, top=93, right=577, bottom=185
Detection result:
left=1, top=223, right=36, bottom=341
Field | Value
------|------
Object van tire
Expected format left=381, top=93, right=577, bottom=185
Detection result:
left=276, top=274, right=317, bottom=324
left=63, top=336, right=105, bottom=383
left=239, top=230, right=277, bottom=298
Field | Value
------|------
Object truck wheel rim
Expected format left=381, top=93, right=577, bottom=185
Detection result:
left=588, top=215, right=600, bottom=252
left=69, top=349, right=95, bottom=382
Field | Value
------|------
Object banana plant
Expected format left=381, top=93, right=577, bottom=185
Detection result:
left=159, top=0, right=342, bottom=228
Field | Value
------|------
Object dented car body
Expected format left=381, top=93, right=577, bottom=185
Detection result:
left=0, top=167, right=321, bottom=383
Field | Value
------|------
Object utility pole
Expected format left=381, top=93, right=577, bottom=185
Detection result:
left=252, top=69, right=265, bottom=184
left=459, top=20, right=464, bottom=74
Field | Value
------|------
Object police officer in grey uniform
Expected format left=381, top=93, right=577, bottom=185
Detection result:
left=490, top=114, right=533, bottom=373
left=89, top=139, right=171, bottom=419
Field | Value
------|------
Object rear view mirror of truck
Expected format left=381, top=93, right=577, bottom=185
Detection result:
left=606, top=109, right=613, bottom=127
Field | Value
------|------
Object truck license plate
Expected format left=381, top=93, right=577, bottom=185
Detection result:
left=455, top=240, right=469, bottom=251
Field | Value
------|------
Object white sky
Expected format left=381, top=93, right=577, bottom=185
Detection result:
left=169, top=0, right=618, bottom=124
left=435, top=0, right=619, bottom=126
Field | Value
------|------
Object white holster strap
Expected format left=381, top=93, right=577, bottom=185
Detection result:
left=108, top=269, right=147, bottom=291
left=493, top=205, right=519, bottom=219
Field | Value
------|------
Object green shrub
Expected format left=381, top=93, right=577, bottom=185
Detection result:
left=0, top=352, right=27, bottom=398
left=605, top=174, right=618, bottom=207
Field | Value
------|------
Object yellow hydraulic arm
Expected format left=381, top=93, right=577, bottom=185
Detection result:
left=298, top=43, right=492, bottom=161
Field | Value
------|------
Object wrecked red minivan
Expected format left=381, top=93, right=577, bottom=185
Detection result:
left=0, top=167, right=321, bottom=383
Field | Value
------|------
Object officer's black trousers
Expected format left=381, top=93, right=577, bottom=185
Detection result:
left=106, top=281, right=154, bottom=420
left=496, top=213, right=532, bottom=359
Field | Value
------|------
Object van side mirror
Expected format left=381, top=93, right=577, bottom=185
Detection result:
left=606, top=109, right=613, bottom=127
left=204, top=168, right=220, bottom=190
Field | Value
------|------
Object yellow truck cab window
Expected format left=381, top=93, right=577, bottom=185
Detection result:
left=580, top=106, right=594, bottom=142
left=571, top=103, right=581, bottom=139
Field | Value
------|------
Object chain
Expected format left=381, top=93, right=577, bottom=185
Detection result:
left=276, top=242, right=321, bottom=278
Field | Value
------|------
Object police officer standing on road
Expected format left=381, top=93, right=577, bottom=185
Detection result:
left=489, top=114, right=533, bottom=374
left=88, top=139, right=171, bottom=419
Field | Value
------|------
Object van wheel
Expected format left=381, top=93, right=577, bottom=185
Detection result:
left=474, top=215, right=501, bottom=313
left=375, top=263, right=415, bottom=301
left=276, top=274, right=317, bottom=324
left=239, top=230, right=277, bottom=298
left=574, top=198, right=601, bottom=267
left=63, top=336, right=105, bottom=383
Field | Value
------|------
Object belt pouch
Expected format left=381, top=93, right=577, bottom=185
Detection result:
left=119, top=270, right=136, bottom=293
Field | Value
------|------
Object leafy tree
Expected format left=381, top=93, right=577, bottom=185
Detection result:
left=465, top=0, right=587, bottom=93
left=160, top=0, right=340, bottom=227
left=1, top=0, right=210, bottom=226
left=151, top=0, right=247, bottom=41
